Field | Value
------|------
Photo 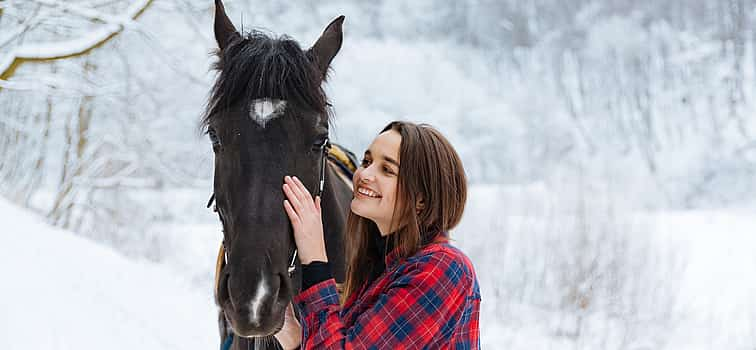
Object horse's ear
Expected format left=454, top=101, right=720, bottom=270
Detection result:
left=309, top=16, right=345, bottom=79
left=214, top=0, right=240, bottom=50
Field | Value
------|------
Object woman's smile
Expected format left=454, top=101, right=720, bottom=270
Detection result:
left=356, top=186, right=382, bottom=198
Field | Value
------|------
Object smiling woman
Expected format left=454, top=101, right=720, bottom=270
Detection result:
left=279, top=121, right=480, bottom=349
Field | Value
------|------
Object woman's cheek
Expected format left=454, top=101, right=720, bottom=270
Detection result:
left=352, top=170, right=362, bottom=188
left=384, top=192, right=396, bottom=212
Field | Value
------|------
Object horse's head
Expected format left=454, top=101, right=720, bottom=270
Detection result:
left=203, top=0, right=343, bottom=337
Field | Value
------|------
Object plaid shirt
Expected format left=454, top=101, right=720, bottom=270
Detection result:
left=293, top=235, right=481, bottom=349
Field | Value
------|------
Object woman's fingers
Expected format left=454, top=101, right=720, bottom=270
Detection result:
left=283, top=177, right=302, bottom=202
left=282, top=183, right=303, bottom=212
left=283, top=200, right=300, bottom=225
left=284, top=176, right=316, bottom=210
left=274, top=302, right=302, bottom=349
left=284, top=178, right=311, bottom=211
left=290, top=176, right=312, bottom=205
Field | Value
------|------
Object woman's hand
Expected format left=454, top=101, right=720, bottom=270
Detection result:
left=282, top=175, right=328, bottom=264
left=273, top=302, right=302, bottom=350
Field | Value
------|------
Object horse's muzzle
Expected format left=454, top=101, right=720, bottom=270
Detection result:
left=220, top=271, right=290, bottom=337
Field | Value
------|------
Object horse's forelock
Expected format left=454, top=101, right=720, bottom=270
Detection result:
left=201, top=30, right=330, bottom=132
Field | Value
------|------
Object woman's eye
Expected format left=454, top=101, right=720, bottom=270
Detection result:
left=383, top=166, right=396, bottom=175
left=360, top=158, right=371, bottom=167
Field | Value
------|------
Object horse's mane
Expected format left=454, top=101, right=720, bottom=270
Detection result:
left=201, top=30, right=330, bottom=131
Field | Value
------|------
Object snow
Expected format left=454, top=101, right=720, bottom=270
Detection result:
left=659, top=211, right=756, bottom=349
left=13, top=27, right=119, bottom=59
left=453, top=186, right=756, bottom=349
left=0, top=197, right=217, bottom=350
left=2, top=188, right=756, bottom=349
left=0, top=0, right=151, bottom=78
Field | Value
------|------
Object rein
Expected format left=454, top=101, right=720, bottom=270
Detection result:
left=209, top=138, right=332, bottom=298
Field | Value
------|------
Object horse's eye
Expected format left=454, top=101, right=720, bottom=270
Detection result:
left=208, top=129, right=221, bottom=149
left=312, top=136, right=329, bottom=151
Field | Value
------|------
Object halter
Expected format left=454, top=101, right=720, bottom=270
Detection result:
left=208, top=137, right=331, bottom=297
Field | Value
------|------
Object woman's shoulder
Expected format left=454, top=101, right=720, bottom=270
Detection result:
left=394, top=241, right=480, bottom=298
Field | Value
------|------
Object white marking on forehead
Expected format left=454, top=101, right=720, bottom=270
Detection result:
left=249, top=99, right=287, bottom=128
left=248, top=275, right=269, bottom=326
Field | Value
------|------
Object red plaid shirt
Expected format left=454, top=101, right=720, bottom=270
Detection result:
left=293, top=235, right=481, bottom=349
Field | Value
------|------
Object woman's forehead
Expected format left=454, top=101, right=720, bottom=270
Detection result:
left=366, top=130, right=401, bottom=164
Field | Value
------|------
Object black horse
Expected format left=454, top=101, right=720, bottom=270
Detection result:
left=202, top=1, right=353, bottom=348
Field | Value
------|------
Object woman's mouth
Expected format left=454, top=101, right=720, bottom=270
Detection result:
left=356, top=186, right=382, bottom=198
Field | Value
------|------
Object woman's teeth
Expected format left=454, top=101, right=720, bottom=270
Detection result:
left=358, top=187, right=381, bottom=198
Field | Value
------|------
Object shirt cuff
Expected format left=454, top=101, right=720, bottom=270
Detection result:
left=293, top=278, right=340, bottom=314
left=301, top=260, right=333, bottom=291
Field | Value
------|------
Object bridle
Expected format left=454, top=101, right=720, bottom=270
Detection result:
left=208, top=137, right=332, bottom=297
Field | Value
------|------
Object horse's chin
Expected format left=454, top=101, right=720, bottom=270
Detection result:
left=233, top=319, right=285, bottom=338
left=223, top=301, right=286, bottom=338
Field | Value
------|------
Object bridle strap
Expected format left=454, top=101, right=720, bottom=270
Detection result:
left=214, top=243, right=226, bottom=299
left=315, top=138, right=331, bottom=196
left=289, top=137, right=331, bottom=276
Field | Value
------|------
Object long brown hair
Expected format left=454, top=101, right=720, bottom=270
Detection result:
left=342, top=121, right=468, bottom=301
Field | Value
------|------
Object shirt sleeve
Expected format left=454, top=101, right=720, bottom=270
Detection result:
left=301, top=260, right=333, bottom=291
left=292, top=253, right=470, bottom=349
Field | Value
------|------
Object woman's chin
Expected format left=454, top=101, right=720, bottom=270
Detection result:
left=350, top=199, right=373, bottom=219
left=350, top=199, right=362, bottom=215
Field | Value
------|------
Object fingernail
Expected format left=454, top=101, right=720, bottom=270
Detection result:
left=292, top=176, right=298, bottom=181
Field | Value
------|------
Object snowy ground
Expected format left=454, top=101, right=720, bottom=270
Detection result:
left=456, top=185, right=756, bottom=349
left=0, top=198, right=217, bottom=350
left=2, top=186, right=755, bottom=349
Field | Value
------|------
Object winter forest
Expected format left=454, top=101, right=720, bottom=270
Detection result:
left=1, top=0, right=755, bottom=348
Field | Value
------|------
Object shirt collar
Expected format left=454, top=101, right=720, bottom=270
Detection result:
left=384, top=231, right=449, bottom=269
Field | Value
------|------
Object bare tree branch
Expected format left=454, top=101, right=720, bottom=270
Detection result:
left=0, top=0, right=154, bottom=82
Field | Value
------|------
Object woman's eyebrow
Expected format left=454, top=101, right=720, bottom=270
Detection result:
left=383, top=155, right=400, bottom=167
left=364, top=150, right=400, bottom=167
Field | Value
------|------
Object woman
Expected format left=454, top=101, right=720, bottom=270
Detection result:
left=277, top=121, right=480, bottom=349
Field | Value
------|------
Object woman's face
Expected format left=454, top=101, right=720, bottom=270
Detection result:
left=351, top=130, right=402, bottom=236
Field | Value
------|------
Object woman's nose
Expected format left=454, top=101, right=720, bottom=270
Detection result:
left=361, top=166, right=377, bottom=182
left=360, top=174, right=373, bottom=183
